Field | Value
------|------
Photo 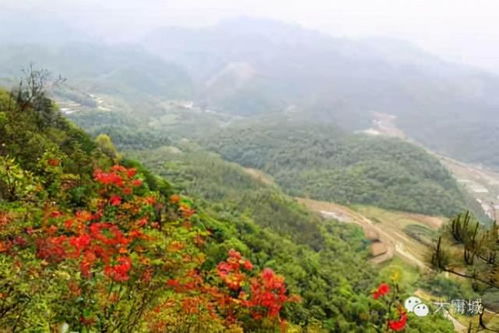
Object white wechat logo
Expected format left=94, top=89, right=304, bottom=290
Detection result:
left=404, top=296, right=429, bottom=317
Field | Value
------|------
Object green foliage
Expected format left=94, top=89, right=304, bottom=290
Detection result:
left=0, top=163, right=298, bottom=331
left=403, top=224, right=437, bottom=247
left=206, top=117, right=468, bottom=216
left=0, top=156, right=40, bottom=201
left=126, top=145, right=461, bottom=331
left=95, top=133, right=122, bottom=161
left=418, top=275, right=478, bottom=300
left=0, top=83, right=457, bottom=331
left=129, top=146, right=326, bottom=248
left=433, top=212, right=498, bottom=289
left=432, top=212, right=498, bottom=330
left=128, top=146, right=383, bottom=327
left=0, top=87, right=299, bottom=331
left=482, top=290, right=499, bottom=312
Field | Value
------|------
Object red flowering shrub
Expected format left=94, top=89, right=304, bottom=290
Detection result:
left=0, top=164, right=296, bottom=332
left=216, top=248, right=253, bottom=290
left=371, top=283, right=408, bottom=331
left=248, top=268, right=292, bottom=318
left=213, top=249, right=298, bottom=328
left=146, top=248, right=299, bottom=331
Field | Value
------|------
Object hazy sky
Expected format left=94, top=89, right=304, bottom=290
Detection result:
left=3, top=0, right=499, bottom=72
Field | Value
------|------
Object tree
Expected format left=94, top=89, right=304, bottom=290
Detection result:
left=432, top=211, right=498, bottom=331
left=95, top=133, right=122, bottom=162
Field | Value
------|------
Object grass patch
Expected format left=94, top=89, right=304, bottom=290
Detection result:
left=403, top=224, right=437, bottom=246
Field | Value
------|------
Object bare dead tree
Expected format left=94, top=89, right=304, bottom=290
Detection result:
left=11, top=63, right=65, bottom=112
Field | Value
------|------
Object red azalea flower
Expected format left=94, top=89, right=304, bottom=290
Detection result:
left=111, top=165, right=127, bottom=173
left=93, top=169, right=124, bottom=187
left=373, top=283, right=390, bottom=299
left=131, top=179, right=143, bottom=187
left=246, top=268, right=290, bottom=319
left=144, top=196, right=156, bottom=205
left=47, top=225, right=58, bottom=234
left=64, top=219, right=74, bottom=229
left=243, top=260, right=254, bottom=271
left=136, top=218, right=148, bottom=227
left=70, top=234, right=91, bottom=252
left=262, top=268, right=275, bottom=281
left=128, top=229, right=143, bottom=239
left=388, top=312, right=408, bottom=331
left=80, top=251, right=97, bottom=277
left=0, top=241, right=11, bottom=253
left=217, top=262, right=233, bottom=277
left=170, top=194, right=181, bottom=203
left=109, top=195, right=122, bottom=206
left=127, top=168, right=137, bottom=178
left=228, top=249, right=242, bottom=259
left=75, top=210, right=93, bottom=221
left=50, top=211, right=63, bottom=218
left=166, top=279, right=181, bottom=290
left=105, top=256, right=132, bottom=282
left=13, top=236, right=27, bottom=247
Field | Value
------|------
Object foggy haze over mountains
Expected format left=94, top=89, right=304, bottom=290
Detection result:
left=2, top=0, right=499, bottom=73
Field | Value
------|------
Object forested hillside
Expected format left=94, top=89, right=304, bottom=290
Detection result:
left=0, top=81, right=300, bottom=331
left=0, top=79, right=457, bottom=331
left=125, top=128, right=495, bottom=330
left=64, top=100, right=473, bottom=218
left=206, top=116, right=467, bottom=216
left=0, top=32, right=480, bottom=218
left=126, top=141, right=460, bottom=332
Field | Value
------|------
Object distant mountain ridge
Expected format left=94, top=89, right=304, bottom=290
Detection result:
left=141, top=17, right=499, bottom=168
left=1, top=16, right=499, bottom=167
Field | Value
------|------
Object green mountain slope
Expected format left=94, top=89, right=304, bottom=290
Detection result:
left=206, top=116, right=468, bottom=217
left=0, top=83, right=455, bottom=331
left=127, top=143, right=458, bottom=332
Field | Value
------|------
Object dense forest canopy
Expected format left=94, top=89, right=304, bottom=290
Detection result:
left=64, top=102, right=476, bottom=218
left=205, top=116, right=468, bottom=217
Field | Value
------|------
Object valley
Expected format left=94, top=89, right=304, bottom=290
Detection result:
left=0, top=15, right=497, bottom=332
left=438, top=155, right=499, bottom=220
left=364, top=110, right=499, bottom=221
